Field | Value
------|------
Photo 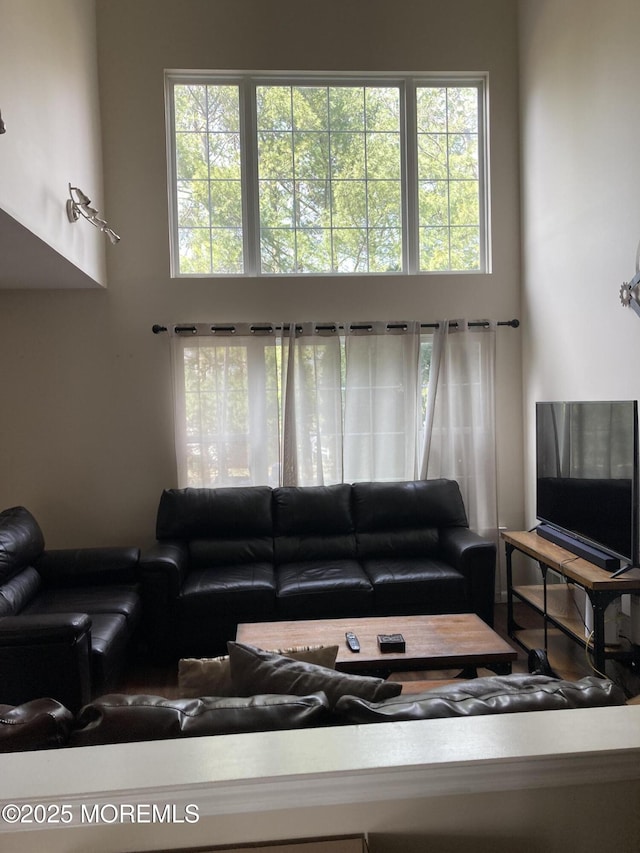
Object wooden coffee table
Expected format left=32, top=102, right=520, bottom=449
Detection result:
left=236, top=613, right=517, bottom=678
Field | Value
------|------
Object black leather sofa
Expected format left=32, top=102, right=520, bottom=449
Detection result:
left=0, top=506, right=141, bottom=712
left=140, top=478, right=496, bottom=657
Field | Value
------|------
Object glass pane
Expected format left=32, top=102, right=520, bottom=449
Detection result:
left=209, top=229, right=243, bottom=273
left=447, top=87, right=478, bottom=133
left=450, top=226, right=480, bottom=270
left=331, top=132, right=366, bottom=179
left=365, top=87, right=400, bottom=132
left=260, top=228, right=295, bottom=273
left=177, top=181, right=210, bottom=227
left=175, top=132, right=209, bottom=180
left=417, top=134, right=448, bottom=180
left=448, top=133, right=478, bottom=179
left=333, top=228, right=368, bottom=272
left=416, top=87, right=447, bottom=133
left=293, top=86, right=328, bottom=131
left=295, top=180, right=331, bottom=228
left=367, top=181, right=402, bottom=229
left=332, top=181, right=367, bottom=228
left=293, top=131, right=330, bottom=179
left=449, top=180, right=479, bottom=226
left=368, top=227, right=402, bottom=272
left=210, top=181, right=243, bottom=228
left=419, top=181, right=449, bottom=226
left=366, top=133, right=401, bottom=180
left=330, top=87, right=365, bottom=131
left=206, top=85, right=240, bottom=132
left=257, top=86, right=292, bottom=130
left=258, top=131, right=294, bottom=179
left=208, top=133, right=241, bottom=179
left=420, top=226, right=450, bottom=271
left=178, top=228, right=212, bottom=274
left=296, top=228, right=332, bottom=272
left=174, top=85, right=208, bottom=132
left=259, top=179, right=294, bottom=228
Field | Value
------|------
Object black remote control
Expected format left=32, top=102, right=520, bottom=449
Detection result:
left=345, top=631, right=360, bottom=652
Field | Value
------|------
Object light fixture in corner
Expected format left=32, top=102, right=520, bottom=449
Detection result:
left=66, top=183, right=120, bottom=244
left=620, top=239, right=640, bottom=319
left=0, top=109, right=6, bottom=134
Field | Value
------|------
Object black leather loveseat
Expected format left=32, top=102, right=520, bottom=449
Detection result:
left=140, top=478, right=496, bottom=657
left=0, top=506, right=141, bottom=712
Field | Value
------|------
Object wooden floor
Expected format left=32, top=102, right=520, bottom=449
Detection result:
left=116, top=602, right=640, bottom=699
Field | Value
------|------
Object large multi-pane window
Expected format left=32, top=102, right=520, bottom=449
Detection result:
left=167, top=74, right=488, bottom=276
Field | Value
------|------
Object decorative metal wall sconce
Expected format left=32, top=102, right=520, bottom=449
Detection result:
left=620, top=240, right=640, bottom=319
left=0, top=109, right=6, bottom=134
left=66, top=183, right=120, bottom=244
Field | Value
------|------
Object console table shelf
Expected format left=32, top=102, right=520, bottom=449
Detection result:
left=502, top=530, right=640, bottom=675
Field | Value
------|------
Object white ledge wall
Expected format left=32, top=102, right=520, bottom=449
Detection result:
left=2, top=707, right=640, bottom=852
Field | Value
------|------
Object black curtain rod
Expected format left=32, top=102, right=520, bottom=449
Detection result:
left=152, top=319, right=520, bottom=335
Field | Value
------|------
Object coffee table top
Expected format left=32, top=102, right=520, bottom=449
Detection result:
left=236, top=613, right=517, bottom=674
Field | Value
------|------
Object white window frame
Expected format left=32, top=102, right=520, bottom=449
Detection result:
left=165, top=71, right=490, bottom=278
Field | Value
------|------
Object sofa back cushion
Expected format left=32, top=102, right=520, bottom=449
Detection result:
left=273, top=484, right=357, bottom=563
left=156, top=487, right=274, bottom=566
left=334, top=674, right=626, bottom=723
left=69, top=692, right=331, bottom=746
left=353, top=479, right=468, bottom=558
left=0, top=507, right=45, bottom=585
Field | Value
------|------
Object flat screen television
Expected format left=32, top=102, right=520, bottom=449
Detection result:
left=535, top=400, right=639, bottom=573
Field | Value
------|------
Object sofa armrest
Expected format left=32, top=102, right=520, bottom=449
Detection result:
left=0, top=613, right=91, bottom=643
left=139, top=542, right=189, bottom=657
left=139, top=541, right=188, bottom=596
left=0, top=614, right=92, bottom=713
left=35, top=547, right=140, bottom=588
left=439, top=527, right=496, bottom=627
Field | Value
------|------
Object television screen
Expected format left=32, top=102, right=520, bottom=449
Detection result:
left=536, top=400, right=638, bottom=567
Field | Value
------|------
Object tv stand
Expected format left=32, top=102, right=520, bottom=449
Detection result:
left=503, top=530, right=640, bottom=675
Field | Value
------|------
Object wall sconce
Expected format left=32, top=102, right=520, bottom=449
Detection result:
left=0, top=109, right=6, bottom=134
left=619, top=239, right=640, bottom=318
left=66, top=183, right=120, bottom=244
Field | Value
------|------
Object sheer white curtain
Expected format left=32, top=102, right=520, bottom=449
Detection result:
left=171, top=328, right=281, bottom=488
left=169, top=320, right=499, bottom=533
left=343, top=321, right=424, bottom=483
left=421, top=320, right=498, bottom=540
left=281, top=323, right=344, bottom=486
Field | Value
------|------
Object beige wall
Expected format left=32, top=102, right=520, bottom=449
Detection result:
left=0, top=0, right=523, bottom=550
left=519, top=0, right=640, bottom=524
left=0, top=0, right=106, bottom=286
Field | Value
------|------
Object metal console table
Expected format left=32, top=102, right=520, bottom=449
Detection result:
left=502, top=530, right=640, bottom=675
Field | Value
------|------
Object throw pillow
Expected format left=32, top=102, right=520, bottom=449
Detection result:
left=179, top=644, right=339, bottom=698
left=227, top=641, right=402, bottom=707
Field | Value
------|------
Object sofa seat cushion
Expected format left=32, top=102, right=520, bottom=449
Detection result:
left=228, top=641, right=402, bottom=708
left=178, top=563, right=277, bottom=621
left=24, top=585, right=142, bottom=629
left=276, top=560, right=373, bottom=619
left=362, top=558, right=468, bottom=614
left=69, top=691, right=331, bottom=746
left=334, top=674, right=627, bottom=723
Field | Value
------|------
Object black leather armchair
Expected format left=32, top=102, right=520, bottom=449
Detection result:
left=0, top=506, right=141, bottom=712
